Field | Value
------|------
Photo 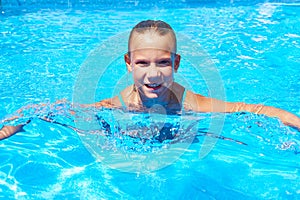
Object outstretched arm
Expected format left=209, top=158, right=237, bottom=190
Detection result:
left=187, top=91, right=300, bottom=130
left=0, top=124, right=26, bottom=140
left=0, top=110, right=32, bottom=140
left=0, top=99, right=71, bottom=140
left=0, top=98, right=117, bottom=140
left=226, top=102, right=300, bottom=130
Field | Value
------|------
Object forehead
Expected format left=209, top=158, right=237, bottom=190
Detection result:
left=129, top=31, right=176, bottom=53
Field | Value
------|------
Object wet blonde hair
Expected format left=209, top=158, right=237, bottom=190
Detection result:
left=128, top=20, right=177, bottom=55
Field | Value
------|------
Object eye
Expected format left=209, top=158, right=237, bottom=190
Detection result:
left=135, top=60, right=149, bottom=67
left=157, top=59, right=171, bottom=67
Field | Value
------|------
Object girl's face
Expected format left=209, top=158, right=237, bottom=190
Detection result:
left=125, top=31, right=180, bottom=104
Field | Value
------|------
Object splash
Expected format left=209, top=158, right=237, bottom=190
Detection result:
left=2, top=102, right=299, bottom=156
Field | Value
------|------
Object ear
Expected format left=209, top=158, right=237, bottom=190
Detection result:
left=174, top=54, right=181, bottom=73
left=124, top=53, right=133, bottom=72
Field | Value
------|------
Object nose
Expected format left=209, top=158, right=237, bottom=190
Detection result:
left=147, top=63, right=161, bottom=80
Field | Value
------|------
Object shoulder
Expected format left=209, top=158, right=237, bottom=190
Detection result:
left=184, top=90, right=211, bottom=112
left=94, top=85, right=134, bottom=108
left=185, top=90, right=206, bottom=103
left=184, top=90, right=229, bottom=112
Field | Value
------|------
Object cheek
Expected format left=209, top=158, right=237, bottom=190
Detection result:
left=132, top=67, right=174, bottom=81
left=161, top=68, right=174, bottom=79
left=132, top=68, right=144, bottom=81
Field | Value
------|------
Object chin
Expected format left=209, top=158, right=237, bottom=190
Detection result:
left=140, top=90, right=158, bottom=98
left=144, top=93, right=160, bottom=99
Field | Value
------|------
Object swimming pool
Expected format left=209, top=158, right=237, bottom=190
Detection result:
left=1, top=0, right=300, bottom=199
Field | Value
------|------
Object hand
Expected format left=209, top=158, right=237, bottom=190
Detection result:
left=281, top=113, right=300, bottom=131
left=0, top=124, right=25, bottom=140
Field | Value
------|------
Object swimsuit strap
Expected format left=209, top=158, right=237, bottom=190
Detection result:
left=181, top=88, right=187, bottom=112
left=118, top=93, right=126, bottom=108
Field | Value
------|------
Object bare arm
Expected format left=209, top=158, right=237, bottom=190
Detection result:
left=93, top=96, right=121, bottom=108
left=186, top=91, right=300, bottom=130
left=0, top=98, right=119, bottom=140
left=0, top=99, right=70, bottom=140
left=0, top=124, right=26, bottom=140
left=226, top=102, right=300, bottom=130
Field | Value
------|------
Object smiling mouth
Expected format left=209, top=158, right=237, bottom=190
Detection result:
left=145, top=83, right=162, bottom=90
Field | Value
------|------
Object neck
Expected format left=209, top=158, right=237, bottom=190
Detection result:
left=137, top=84, right=174, bottom=109
left=140, top=96, right=168, bottom=108
left=127, top=83, right=183, bottom=114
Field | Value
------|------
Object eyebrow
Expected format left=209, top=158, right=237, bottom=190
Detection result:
left=134, top=56, right=172, bottom=61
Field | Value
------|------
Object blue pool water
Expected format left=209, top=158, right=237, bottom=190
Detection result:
left=1, top=0, right=300, bottom=199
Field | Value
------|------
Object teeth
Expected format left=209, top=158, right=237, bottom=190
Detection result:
left=147, top=84, right=159, bottom=87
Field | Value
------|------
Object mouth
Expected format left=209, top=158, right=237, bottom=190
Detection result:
left=144, top=83, right=162, bottom=90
